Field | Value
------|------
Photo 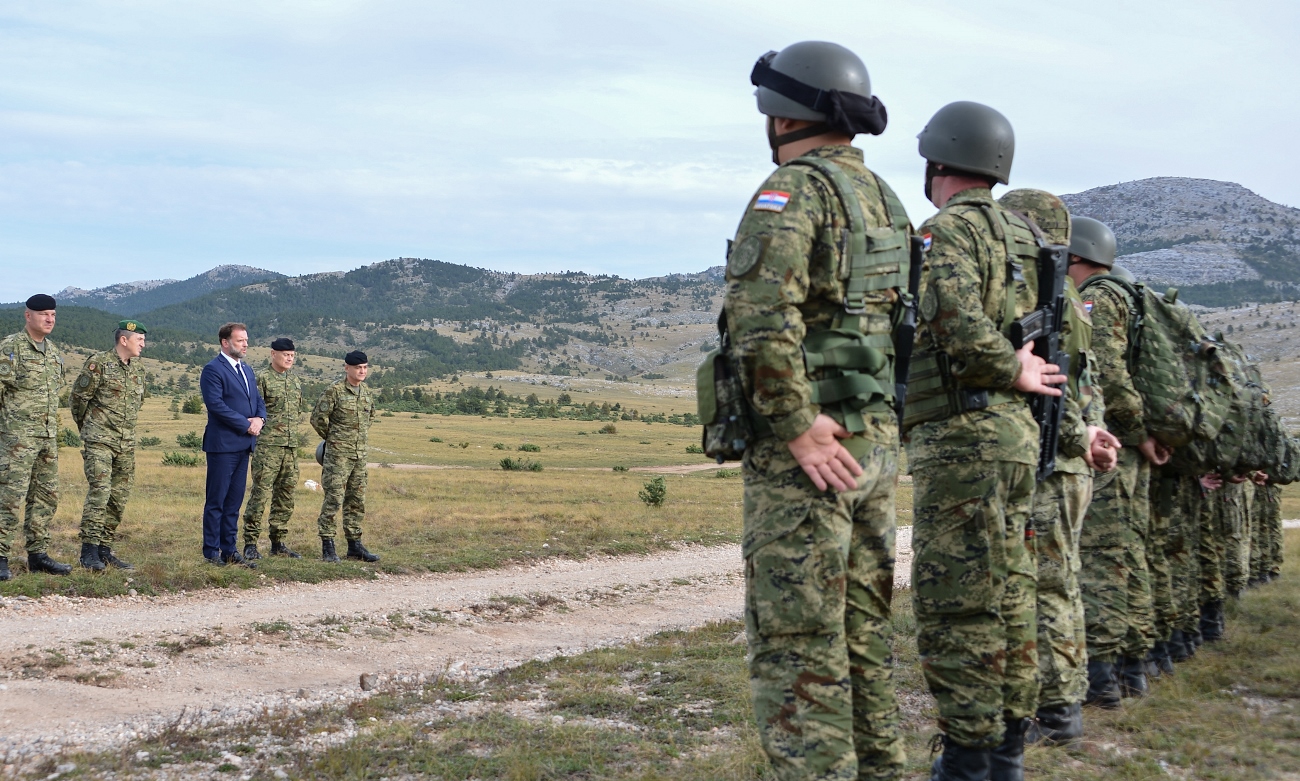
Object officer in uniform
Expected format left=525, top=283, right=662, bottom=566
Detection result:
left=905, top=103, right=1066, bottom=780
left=728, top=41, right=907, bottom=780
left=1070, top=220, right=1167, bottom=704
left=312, top=350, right=378, bottom=563
left=241, top=337, right=304, bottom=559
left=71, top=320, right=148, bottom=571
left=997, top=190, right=1120, bottom=744
left=0, top=294, right=72, bottom=580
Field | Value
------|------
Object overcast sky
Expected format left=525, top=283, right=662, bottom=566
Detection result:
left=1, top=0, right=1296, bottom=301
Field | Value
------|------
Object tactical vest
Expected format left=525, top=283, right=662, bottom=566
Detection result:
left=902, top=204, right=1038, bottom=431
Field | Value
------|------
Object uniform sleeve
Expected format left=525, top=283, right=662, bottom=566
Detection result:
left=70, top=358, right=101, bottom=430
left=0, top=341, right=14, bottom=403
left=917, top=213, right=1022, bottom=389
left=1081, top=350, right=1106, bottom=428
left=311, top=387, right=333, bottom=440
left=723, top=166, right=826, bottom=442
left=1088, top=286, right=1145, bottom=445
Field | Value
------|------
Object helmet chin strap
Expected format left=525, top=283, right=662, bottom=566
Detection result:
left=924, top=161, right=941, bottom=203
left=767, top=116, right=833, bottom=165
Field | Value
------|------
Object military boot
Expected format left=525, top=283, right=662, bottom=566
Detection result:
left=270, top=540, right=301, bottom=559
left=990, top=717, right=1029, bottom=781
left=321, top=538, right=339, bottom=563
left=1153, top=642, right=1175, bottom=676
left=99, top=545, right=134, bottom=570
left=1026, top=702, right=1083, bottom=745
left=930, top=734, right=991, bottom=781
left=28, top=552, right=72, bottom=575
left=346, top=539, right=379, bottom=563
left=1143, top=650, right=1161, bottom=681
left=1085, top=659, right=1121, bottom=709
left=79, top=542, right=106, bottom=572
left=1118, top=656, right=1149, bottom=698
left=1169, top=629, right=1193, bottom=663
left=1200, top=600, right=1224, bottom=642
left=0, top=558, right=10, bottom=581
left=243, top=544, right=262, bottom=561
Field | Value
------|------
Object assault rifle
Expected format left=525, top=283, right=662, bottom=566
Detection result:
left=893, top=235, right=926, bottom=426
left=1009, top=244, right=1071, bottom=481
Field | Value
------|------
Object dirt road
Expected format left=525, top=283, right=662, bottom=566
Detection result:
left=0, top=530, right=915, bottom=758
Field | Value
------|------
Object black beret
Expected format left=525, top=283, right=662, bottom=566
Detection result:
left=25, top=294, right=56, bottom=311
left=271, top=337, right=295, bottom=351
left=344, top=350, right=368, bottom=366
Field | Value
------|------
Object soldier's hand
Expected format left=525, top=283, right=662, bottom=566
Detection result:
left=1138, top=436, right=1170, bottom=466
left=1011, top=341, right=1065, bottom=396
left=1252, top=471, right=1269, bottom=486
left=1085, top=426, right=1121, bottom=472
left=786, top=413, right=863, bottom=493
left=1227, top=473, right=1249, bottom=484
left=247, top=417, right=264, bottom=436
left=1199, top=473, right=1223, bottom=491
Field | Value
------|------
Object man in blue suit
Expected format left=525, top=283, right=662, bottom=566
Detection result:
left=200, top=322, right=267, bottom=567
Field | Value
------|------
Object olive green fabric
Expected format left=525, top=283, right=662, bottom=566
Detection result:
left=70, top=350, right=146, bottom=449
left=916, top=102, right=1014, bottom=184
left=0, top=330, right=65, bottom=439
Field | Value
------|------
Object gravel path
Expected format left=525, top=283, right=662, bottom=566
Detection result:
left=0, top=533, right=916, bottom=759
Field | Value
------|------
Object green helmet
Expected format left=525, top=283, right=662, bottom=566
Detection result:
left=1069, top=216, right=1118, bottom=269
left=1110, top=263, right=1137, bottom=284
left=998, top=189, right=1071, bottom=245
left=917, top=101, right=1014, bottom=184
left=753, top=41, right=872, bottom=122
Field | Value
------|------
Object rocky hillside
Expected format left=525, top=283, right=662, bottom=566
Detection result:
left=43, top=265, right=282, bottom=315
left=1062, top=178, right=1300, bottom=304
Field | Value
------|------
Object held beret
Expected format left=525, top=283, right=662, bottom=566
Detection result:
left=344, top=350, right=368, bottom=366
left=25, top=294, right=56, bottom=311
left=271, top=337, right=295, bottom=351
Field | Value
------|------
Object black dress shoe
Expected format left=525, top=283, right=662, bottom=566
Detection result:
left=243, top=544, right=262, bottom=561
left=222, top=551, right=256, bottom=569
left=28, top=552, right=73, bottom=575
left=270, top=540, right=301, bottom=559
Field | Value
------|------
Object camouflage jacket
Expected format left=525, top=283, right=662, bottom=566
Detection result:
left=311, top=380, right=374, bottom=456
left=723, top=144, right=911, bottom=446
left=1080, top=278, right=1145, bottom=446
left=1055, top=280, right=1106, bottom=475
left=906, top=187, right=1038, bottom=468
left=0, top=331, right=65, bottom=439
left=70, top=349, right=146, bottom=448
left=256, top=368, right=303, bottom=448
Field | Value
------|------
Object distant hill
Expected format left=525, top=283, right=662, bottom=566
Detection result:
left=1062, top=177, right=1300, bottom=306
left=22, top=265, right=283, bottom=315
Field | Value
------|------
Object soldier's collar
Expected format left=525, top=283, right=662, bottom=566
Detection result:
left=945, top=186, right=994, bottom=207
left=801, top=144, right=863, bottom=162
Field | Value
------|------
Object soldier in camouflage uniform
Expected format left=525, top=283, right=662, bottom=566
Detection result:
left=1156, top=467, right=1205, bottom=661
left=729, top=42, right=907, bottom=781
left=0, top=294, right=72, bottom=580
left=312, top=350, right=378, bottom=563
left=1259, top=479, right=1283, bottom=582
left=906, top=104, right=1068, bottom=781
left=1222, top=476, right=1250, bottom=598
left=1071, top=223, right=1169, bottom=705
left=241, top=338, right=304, bottom=560
left=997, top=191, right=1119, bottom=745
left=1196, top=472, right=1228, bottom=642
left=71, top=320, right=148, bottom=572
left=1247, top=473, right=1273, bottom=586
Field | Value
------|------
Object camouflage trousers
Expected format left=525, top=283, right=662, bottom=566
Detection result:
left=0, top=433, right=58, bottom=558
left=1148, top=474, right=1179, bottom=639
left=1030, top=470, right=1090, bottom=708
left=1223, top=482, right=1249, bottom=596
left=1198, top=488, right=1227, bottom=604
left=912, top=459, right=1037, bottom=750
left=743, top=436, right=903, bottom=781
left=317, top=448, right=367, bottom=541
left=1163, top=474, right=1203, bottom=634
left=1079, top=448, right=1153, bottom=662
left=79, top=441, right=135, bottom=547
left=242, top=445, right=299, bottom=545
left=1261, top=484, right=1283, bottom=578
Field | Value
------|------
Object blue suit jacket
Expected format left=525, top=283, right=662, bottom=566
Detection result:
left=200, top=354, right=267, bottom=453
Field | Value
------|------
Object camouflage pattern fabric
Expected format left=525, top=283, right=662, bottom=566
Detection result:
left=0, top=330, right=65, bottom=439
left=1222, top=481, right=1249, bottom=596
left=1148, top=476, right=1177, bottom=642
left=1080, top=280, right=1145, bottom=447
left=743, top=437, right=903, bottom=781
left=1079, top=447, right=1151, bottom=662
left=79, top=442, right=135, bottom=546
left=1163, top=473, right=1204, bottom=634
left=1263, top=483, right=1283, bottom=578
left=1198, top=485, right=1227, bottom=605
left=1121, top=457, right=1155, bottom=658
left=911, top=459, right=1037, bottom=749
left=242, top=444, right=298, bottom=545
left=312, top=379, right=374, bottom=541
left=0, top=435, right=58, bottom=558
left=316, top=447, right=366, bottom=541
left=70, top=350, right=146, bottom=449
left=254, top=368, right=303, bottom=447
left=1030, top=471, right=1090, bottom=708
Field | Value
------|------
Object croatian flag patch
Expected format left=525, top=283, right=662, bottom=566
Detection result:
left=922, top=233, right=933, bottom=251
left=1083, top=300, right=1094, bottom=313
left=754, top=190, right=791, bottom=212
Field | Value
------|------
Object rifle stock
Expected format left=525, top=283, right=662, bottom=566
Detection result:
left=1013, top=245, right=1070, bottom=480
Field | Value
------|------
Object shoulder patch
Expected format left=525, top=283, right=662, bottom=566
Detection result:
left=920, top=285, right=940, bottom=322
left=922, top=233, right=932, bottom=252
left=88, top=363, right=96, bottom=371
left=1083, top=300, right=1094, bottom=314
left=727, top=235, right=765, bottom=277
left=754, top=190, right=791, bottom=212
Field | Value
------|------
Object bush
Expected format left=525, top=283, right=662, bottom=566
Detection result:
left=162, top=451, right=203, bottom=467
left=381, top=411, right=396, bottom=417
left=642, top=373, right=666, bottom=380
left=500, top=457, right=543, bottom=472
left=459, top=442, right=470, bottom=449
left=599, top=423, right=617, bottom=435
left=715, top=468, right=741, bottom=478
left=429, top=436, right=443, bottom=443
left=492, top=443, right=507, bottom=450
left=685, top=444, right=704, bottom=454
left=612, top=465, right=629, bottom=472
left=177, top=431, right=203, bottom=449
left=638, top=476, right=667, bottom=507
left=518, top=443, right=541, bottom=452
left=181, top=396, right=204, bottom=414
left=57, top=427, right=81, bottom=448
left=139, top=436, right=162, bottom=447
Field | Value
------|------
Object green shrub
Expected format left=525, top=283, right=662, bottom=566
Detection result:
left=685, top=444, right=704, bottom=454
left=57, top=427, right=81, bottom=448
left=599, top=423, right=618, bottom=435
left=176, top=431, right=203, bottom=449
left=642, top=373, right=666, bottom=380
left=181, top=396, right=204, bottom=415
left=459, top=442, right=470, bottom=449
left=429, top=436, right=443, bottom=442
left=638, top=476, right=667, bottom=507
left=139, top=436, right=162, bottom=447
left=381, top=411, right=395, bottom=417
left=715, top=468, right=741, bottom=478
left=162, top=451, right=203, bottom=467
left=612, top=465, right=629, bottom=472
left=518, top=443, right=541, bottom=452
left=492, top=443, right=506, bottom=450
left=500, top=457, right=543, bottom=472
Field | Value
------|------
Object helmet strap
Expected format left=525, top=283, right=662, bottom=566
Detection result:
left=767, top=116, right=833, bottom=165
left=923, top=161, right=941, bottom=202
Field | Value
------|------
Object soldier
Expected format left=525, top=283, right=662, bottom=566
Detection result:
left=312, top=350, right=378, bottom=563
left=0, top=294, right=72, bottom=580
left=241, top=337, right=304, bottom=559
left=1248, top=471, right=1273, bottom=586
left=997, top=190, right=1120, bottom=745
left=906, top=103, right=1066, bottom=780
left=1071, top=221, right=1168, bottom=705
left=730, top=41, right=907, bottom=780
left=1196, top=471, right=1228, bottom=642
left=71, top=320, right=147, bottom=571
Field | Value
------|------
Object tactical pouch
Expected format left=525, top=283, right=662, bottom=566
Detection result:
left=901, top=350, right=1020, bottom=432
left=697, top=316, right=770, bottom=462
left=802, top=328, right=892, bottom=434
